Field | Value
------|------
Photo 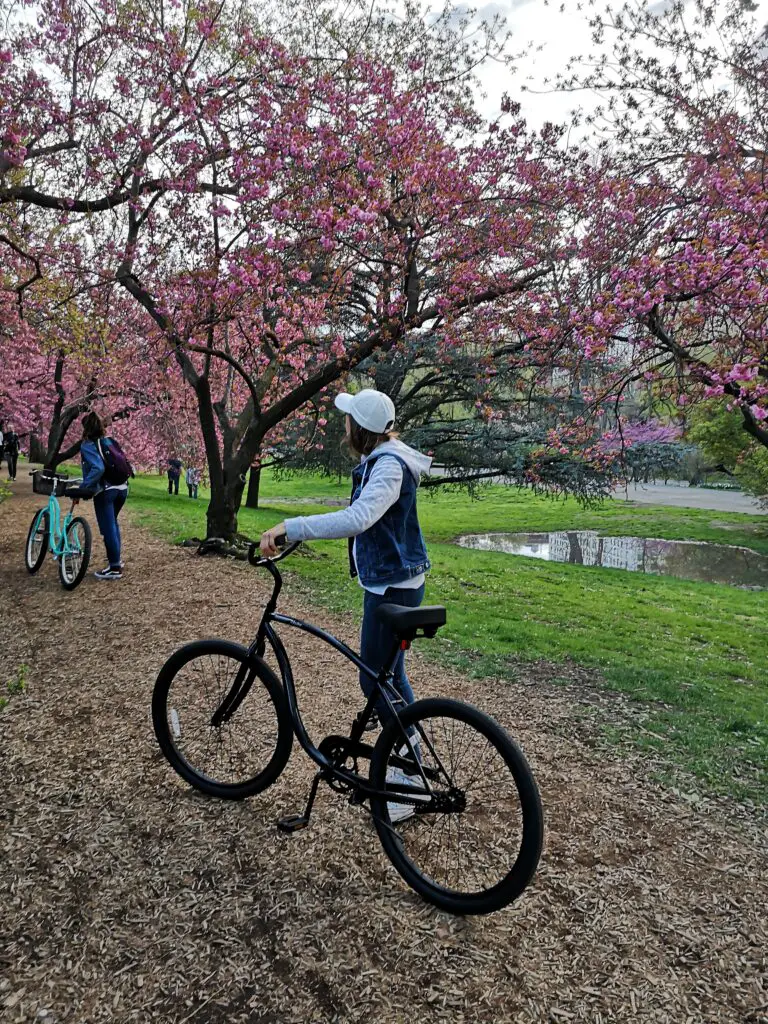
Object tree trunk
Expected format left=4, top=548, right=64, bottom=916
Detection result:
left=28, top=433, right=46, bottom=464
left=245, top=463, right=261, bottom=509
left=206, top=471, right=247, bottom=540
left=206, top=492, right=239, bottom=540
left=38, top=407, right=82, bottom=469
left=50, top=439, right=82, bottom=469
left=192, top=373, right=266, bottom=541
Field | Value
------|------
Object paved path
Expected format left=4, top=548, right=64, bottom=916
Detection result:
left=611, top=482, right=766, bottom=514
left=427, top=465, right=765, bottom=515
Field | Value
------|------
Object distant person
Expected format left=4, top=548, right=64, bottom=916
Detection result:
left=186, top=465, right=200, bottom=499
left=3, top=424, right=20, bottom=480
left=167, top=456, right=182, bottom=495
left=80, top=411, right=133, bottom=581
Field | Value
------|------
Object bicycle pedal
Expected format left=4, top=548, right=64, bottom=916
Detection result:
left=277, top=814, right=310, bottom=834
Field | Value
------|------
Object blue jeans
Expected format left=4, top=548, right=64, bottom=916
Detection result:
left=359, top=583, right=425, bottom=723
left=94, top=487, right=127, bottom=568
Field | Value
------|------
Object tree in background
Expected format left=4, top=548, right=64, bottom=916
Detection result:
left=540, top=1, right=768, bottom=459
left=688, top=401, right=768, bottom=500
left=0, top=239, right=184, bottom=469
left=268, top=332, right=689, bottom=500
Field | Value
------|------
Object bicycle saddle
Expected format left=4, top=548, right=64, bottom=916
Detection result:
left=376, top=604, right=447, bottom=639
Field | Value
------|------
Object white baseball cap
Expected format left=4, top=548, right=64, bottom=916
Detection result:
left=334, top=389, right=396, bottom=433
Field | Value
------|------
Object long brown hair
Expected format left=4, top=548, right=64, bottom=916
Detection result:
left=81, top=411, right=106, bottom=441
left=345, top=418, right=399, bottom=458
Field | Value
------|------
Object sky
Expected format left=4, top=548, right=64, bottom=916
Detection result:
left=474, top=0, right=603, bottom=128
left=444, top=0, right=768, bottom=130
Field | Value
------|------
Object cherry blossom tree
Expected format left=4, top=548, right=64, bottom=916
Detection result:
left=0, top=225, right=185, bottom=470
left=2, top=0, right=594, bottom=541
left=539, top=1, right=768, bottom=454
left=12, top=0, right=742, bottom=537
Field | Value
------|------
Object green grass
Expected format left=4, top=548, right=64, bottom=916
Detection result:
left=120, top=470, right=768, bottom=805
left=0, top=663, right=29, bottom=711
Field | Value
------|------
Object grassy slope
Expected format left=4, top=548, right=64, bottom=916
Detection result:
left=124, top=471, right=768, bottom=804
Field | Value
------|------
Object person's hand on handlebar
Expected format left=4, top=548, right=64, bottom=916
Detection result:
left=260, top=523, right=287, bottom=558
left=65, top=483, right=94, bottom=501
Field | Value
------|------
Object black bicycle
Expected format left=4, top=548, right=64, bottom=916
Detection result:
left=152, top=541, right=544, bottom=915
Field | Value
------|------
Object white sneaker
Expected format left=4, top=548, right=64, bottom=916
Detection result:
left=397, top=738, right=422, bottom=765
left=386, top=767, right=417, bottom=823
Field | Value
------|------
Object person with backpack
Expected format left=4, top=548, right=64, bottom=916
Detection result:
left=80, top=411, right=134, bottom=581
left=167, top=456, right=182, bottom=495
left=3, top=423, right=20, bottom=480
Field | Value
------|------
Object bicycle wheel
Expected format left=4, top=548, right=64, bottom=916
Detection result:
left=25, top=509, right=49, bottom=573
left=152, top=639, right=293, bottom=799
left=370, top=698, right=543, bottom=915
left=58, top=516, right=92, bottom=591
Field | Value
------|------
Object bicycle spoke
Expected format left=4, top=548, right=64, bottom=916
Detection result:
left=381, top=709, right=526, bottom=898
left=166, top=651, right=280, bottom=786
left=60, top=521, right=86, bottom=583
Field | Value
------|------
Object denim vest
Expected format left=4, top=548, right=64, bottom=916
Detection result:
left=348, top=453, right=430, bottom=588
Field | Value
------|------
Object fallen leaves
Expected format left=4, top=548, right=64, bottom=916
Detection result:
left=0, top=480, right=766, bottom=1024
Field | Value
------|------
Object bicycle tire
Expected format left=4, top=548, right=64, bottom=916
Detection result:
left=370, top=698, right=543, bottom=915
left=152, top=639, right=293, bottom=800
left=58, top=516, right=92, bottom=590
left=25, top=509, right=49, bottom=574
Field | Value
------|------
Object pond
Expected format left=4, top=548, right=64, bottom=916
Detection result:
left=455, top=531, right=768, bottom=588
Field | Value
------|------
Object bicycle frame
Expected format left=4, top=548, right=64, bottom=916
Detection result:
left=31, top=488, right=80, bottom=558
left=46, top=493, right=77, bottom=555
left=221, top=543, right=435, bottom=805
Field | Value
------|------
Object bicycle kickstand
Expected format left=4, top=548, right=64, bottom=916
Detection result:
left=277, top=770, right=323, bottom=834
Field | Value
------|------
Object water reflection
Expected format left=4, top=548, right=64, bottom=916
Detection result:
left=456, top=531, right=768, bottom=588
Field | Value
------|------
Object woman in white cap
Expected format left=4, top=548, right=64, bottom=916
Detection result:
left=260, top=388, right=432, bottom=736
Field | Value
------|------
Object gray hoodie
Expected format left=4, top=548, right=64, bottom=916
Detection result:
left=284, top=439, right=432, bottom=544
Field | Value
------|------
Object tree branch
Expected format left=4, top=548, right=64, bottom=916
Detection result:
left=0, top=234, right=42, bottom=315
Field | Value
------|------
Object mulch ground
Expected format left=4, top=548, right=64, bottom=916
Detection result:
left=1, top=476, right=766, bottom=1024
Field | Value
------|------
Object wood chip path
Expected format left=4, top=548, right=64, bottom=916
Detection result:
left=1, top=477, right=766, bottom=1023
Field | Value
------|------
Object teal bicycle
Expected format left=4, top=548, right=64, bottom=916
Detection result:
left=25, top=471, right=93, bottom=590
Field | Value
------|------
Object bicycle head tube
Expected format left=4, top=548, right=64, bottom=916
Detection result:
left=248, top=540, right=301, bottom=653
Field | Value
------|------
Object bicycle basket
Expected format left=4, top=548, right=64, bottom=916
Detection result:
left=32, top=471, right=70, bottom=497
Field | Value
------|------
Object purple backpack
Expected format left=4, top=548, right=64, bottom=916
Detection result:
left=97, top=437, right=135, bottom=486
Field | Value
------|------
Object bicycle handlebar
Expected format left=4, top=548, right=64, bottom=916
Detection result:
left=247, top=537, right=301, bottom=567
left=28, top=470, right=74, bottom=480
